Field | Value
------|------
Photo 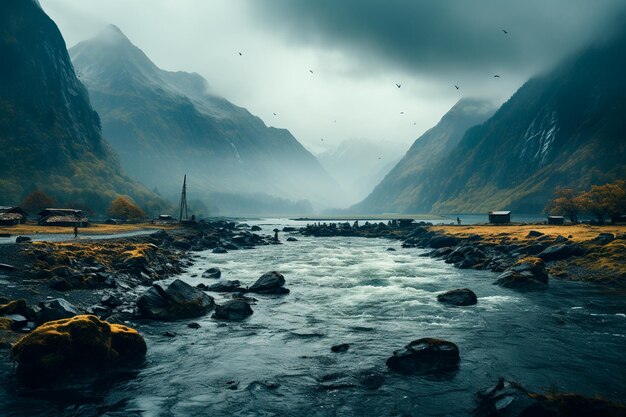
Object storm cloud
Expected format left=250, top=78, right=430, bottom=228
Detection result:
left=252, top=0, right=626, bottom=79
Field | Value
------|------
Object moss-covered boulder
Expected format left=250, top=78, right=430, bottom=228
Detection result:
left=494, top=257, right=549, bottom=290
left=11, top=315, right=146, bottom=386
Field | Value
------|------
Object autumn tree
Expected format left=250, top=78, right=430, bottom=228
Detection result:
left=107, top=196, right=145, bottom=222
left=579, top=180, right=626, bottom=224
left=546, top=187, right=584, bottom=223
left=21, top=190, right=56, bottom=213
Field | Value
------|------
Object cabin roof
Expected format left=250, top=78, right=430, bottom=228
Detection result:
left=490, top=211, right=511, bottom=215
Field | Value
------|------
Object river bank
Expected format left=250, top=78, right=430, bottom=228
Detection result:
left=300, top=221, right=626, bottom=284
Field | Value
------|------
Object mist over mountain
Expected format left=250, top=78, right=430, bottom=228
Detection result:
left=70, top=25, right=344, bottom=215
left=353, top=99, right=496, bottom=213
left=411, top=31, right=626, bottom=214
left=0, top=0, right=165, bottom=214
left=317, top=138, right=405, bottom=206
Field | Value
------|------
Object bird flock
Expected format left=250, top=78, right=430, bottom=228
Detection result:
left=237, top=28, right=508, bottom=160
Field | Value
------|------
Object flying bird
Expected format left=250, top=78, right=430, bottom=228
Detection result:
left=378, top=157, right=381, bottom=160
left=493, top=75, right=500, bottom=78
left=454, top=85, right=459, bottom=90
left=396, top=83, right=401, bottom=88
left=273, top=112, right=277, bottom=116
left=320, top=138, right=324, bottom=141
left=309, top=70, right=314, bottom=74
left=238, top=52, right=242, bottom=56
left=400, top=111, right=404, bottom=114
left=502, top=29, right=508, bottom=34
left=413, top=122, right=416, bottom=125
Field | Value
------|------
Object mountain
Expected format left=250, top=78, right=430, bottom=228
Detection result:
left=317, top=138, right=405, bottom=205
left=0, top=0, right=164, bottom=214
left=353, top=99, right=495, bottom=213
left=69, top=25, right=344, bottom=215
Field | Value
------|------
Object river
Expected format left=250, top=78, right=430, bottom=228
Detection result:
left=1, top=220, right=625, bottom=416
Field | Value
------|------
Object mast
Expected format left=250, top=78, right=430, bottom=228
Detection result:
left=179, top=174, right=188, bottom=222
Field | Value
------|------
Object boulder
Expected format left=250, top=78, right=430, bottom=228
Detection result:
left=11, top=315, right=146, bottom=387
left=386, top=338, right=460, bottom=374
left=526, top=230, right=544, bottom=238
left=172, top=240, right=192, bottom=250
left=248, top=271, right=290, bottom=294
left=331, top=343, right=350, bottom=353
left=137, top=279, right=215, bottom=320
left=593, top=233, right=615, bottom=245
left=538, top=244, right=585, bottom=261
left=212, top=247, right=228, bottom=254
left=428, top=235, right=461, bottom=249
left=208, top=280, right=244, bottom=292
left=0, top=299, right=32, bottom=318
left=15, top=236, right=31, bottom=244
left=494, top=257, right=548, bottom=290
left=251, top=225, right=262, bottom=231
left=202, top=267, right=221, bottom=279
left=437, top=288, right=477, bottom=306
left=38, top=298, right=80, bottom=323
left=386, top=247, right=396, bottom=252
left=286, top=237, right=298, bottom=242
left=212, top=299, right=253, bottom=321
left=473, top=378, right=626, bottom=417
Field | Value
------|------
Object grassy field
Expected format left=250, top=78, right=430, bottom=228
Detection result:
left=432, top=224, right=625, bottom=243
left=0, top=222, right=179, bottom=236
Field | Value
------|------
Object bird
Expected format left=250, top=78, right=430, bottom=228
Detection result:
left=455, top=85, right=459, bottom=90
left=309, top=70, right=314, bottom=74
left=502, top=29, right=508, bottom=34
left=378, top=157, right=381, bottom=160
left=493, top=75, right=500, bottom=78
left=238, top=52, right=242, bottom=56
left=320, top=138, right=324, bottom=141
left=413, top=122, right=416, bottom=125
left=396, top=83, right=401, bottom=88
left=400, top=111, right=404, bottom=114
left=273, top=112, right=277, bottom=116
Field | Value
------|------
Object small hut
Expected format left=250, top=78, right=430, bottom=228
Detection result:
left=397, top=219, right=415, bottom=228
left=547, top=215, right=565, bottom=225
left=0, top=206, right=28, bottom=225
left=38, top=208, right=89, bottom=227
left=488, top=211, right=511, bottom=224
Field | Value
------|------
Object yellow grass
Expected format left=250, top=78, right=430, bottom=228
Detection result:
left=431, top=224, right=625, bottom=243
left=432, top=224, right=626, bottom=281
left=0, top=222, right=179, bottom=236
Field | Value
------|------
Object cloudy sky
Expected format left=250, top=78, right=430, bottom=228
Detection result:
left=41, top=0, right=626, bottom=153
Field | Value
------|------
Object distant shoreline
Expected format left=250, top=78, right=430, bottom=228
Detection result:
left=291, top=214, right=447, bottom=221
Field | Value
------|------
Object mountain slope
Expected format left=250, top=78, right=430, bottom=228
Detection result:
left=70, top=26, right=344, bottom=214
left=317, top=138, right=405, bottom=205
left=353, top=99, right=495, bottom=213
left=412, top=31, right=626, bottom=214
left=0, top=1, right=164, bottom=213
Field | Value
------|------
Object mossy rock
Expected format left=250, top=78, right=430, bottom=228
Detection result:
left=11, top=315, right=146, bottom=386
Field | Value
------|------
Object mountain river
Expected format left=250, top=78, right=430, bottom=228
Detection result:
left=1, top=220, right=625, bottom=416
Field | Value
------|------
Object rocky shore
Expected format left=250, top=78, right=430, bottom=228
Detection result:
left=300, top=221, right=626, bottom=285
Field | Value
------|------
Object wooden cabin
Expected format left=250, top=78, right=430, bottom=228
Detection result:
left=0, top=206, right=28, bottom=225
left=37, top=208, right=89, bottom=227
left=488, top=211, right=511, bottom=224
left=548, top=215, right=565, bottom=225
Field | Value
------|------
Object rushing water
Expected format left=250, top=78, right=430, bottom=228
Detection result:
left=2, top=220, right=626, bottom=416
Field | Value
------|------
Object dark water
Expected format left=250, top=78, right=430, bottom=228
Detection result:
left=1, top=221, right=625, bottom=416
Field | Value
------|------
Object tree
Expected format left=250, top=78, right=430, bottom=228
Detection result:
left=21, top=190, right=56, bottom=213
left=579, top=180, right=626, bottom=224
left=107, top=196, right=145, bottom=222
left=546, top=188, right=583, bottom=223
